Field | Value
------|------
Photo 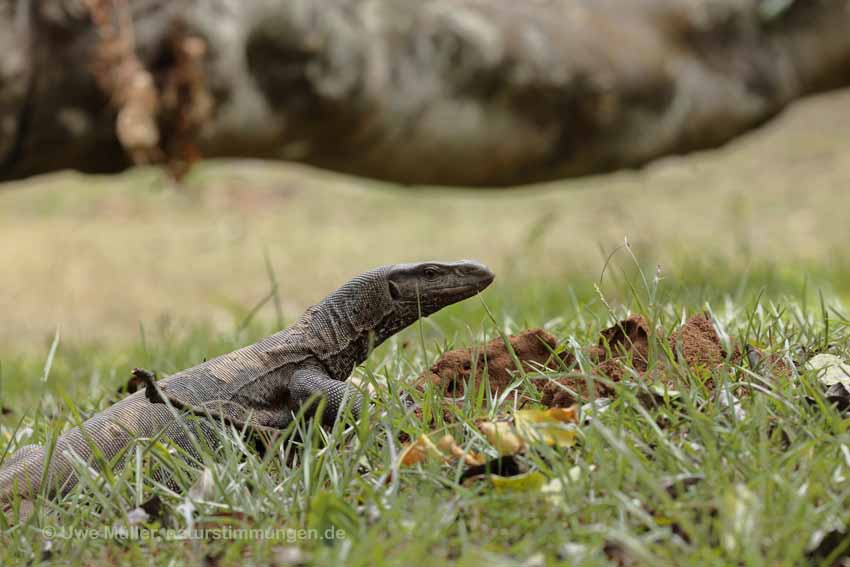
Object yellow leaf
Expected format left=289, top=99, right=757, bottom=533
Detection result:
left=435, top=434, right=487, bottom=466
left=514, top=407, right=578, bottom=448
left=491, top=471, right=547, bottom=492
left=399, top=434, right=444, bottom=466
left=399, top=433, right=486, bottom=467
left=434, top=434, right=457, bottom=453
left=550, top=407, right=580, bottom=423
left=478, top=421, right=526, bottom=455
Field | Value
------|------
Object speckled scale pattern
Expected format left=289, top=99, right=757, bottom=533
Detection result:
left=0, top=264, right=425, bottom=511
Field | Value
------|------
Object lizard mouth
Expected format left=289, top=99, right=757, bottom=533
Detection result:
left=436, top=275, right=495, bottom=299
left=391, top=283, right=490, bottom=304
left=439, top=284, right=488, bottom=296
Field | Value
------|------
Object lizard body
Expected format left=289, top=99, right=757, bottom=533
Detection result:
left=0, top=260, right=494, bottom=519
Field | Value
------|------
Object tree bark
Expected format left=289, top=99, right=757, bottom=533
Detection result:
left=1, top=0, right=849, bottom=187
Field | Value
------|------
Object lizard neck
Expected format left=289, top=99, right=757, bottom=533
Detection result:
left=293, top=267, right=398, bottom=380
left=319, top=303, right=422, bottom=380
left=290, top=264, right=461, bottom=379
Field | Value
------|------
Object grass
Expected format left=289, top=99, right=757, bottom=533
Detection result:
left=0, top=91, right=849, bottom=565
left=1, top=258, right=849, bottom=566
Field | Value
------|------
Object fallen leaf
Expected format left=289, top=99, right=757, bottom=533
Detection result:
left=435, top=434, right=486, bottom=466
left=478, top=421, right=526, bottom=455
left=491, top=470, right=547, bottom=492
left=399, top=434, right=444, bottom=466
left=399, top=433, right=485, bottom=467
left=514, top=407, right=578, bottom=448
left=807, top=354, right=850, bottom=387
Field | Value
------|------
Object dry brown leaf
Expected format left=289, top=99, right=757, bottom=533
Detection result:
left=399, top=433, right=485, bottom=467
left=399, top=434, right=444, bottom=466
left=435, top=434, right=487, bottom=466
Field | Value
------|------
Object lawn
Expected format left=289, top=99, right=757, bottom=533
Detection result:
left=1, top=90, right=850, bottom=565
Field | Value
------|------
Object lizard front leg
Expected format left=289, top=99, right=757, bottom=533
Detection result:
left=289, top=365, right=362, bottom=427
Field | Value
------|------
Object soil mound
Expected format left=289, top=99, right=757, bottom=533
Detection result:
left=421, top=329, right=559, bottom=396
left=542, top=313, right=732, bottom=407
left=420, top=313, right=747, bottom=409
left=542, top=315, right=653, bottom=407
left=669, top=314, right=725, bottom=368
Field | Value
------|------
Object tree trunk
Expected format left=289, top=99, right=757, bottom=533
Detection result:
left=1, top=0, right=849, bottom=187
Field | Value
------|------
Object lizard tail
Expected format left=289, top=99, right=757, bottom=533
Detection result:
left=0, top=444, right=45, bottom=523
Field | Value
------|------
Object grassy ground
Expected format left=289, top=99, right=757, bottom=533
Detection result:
left=1, top=90, right=850, bottom=565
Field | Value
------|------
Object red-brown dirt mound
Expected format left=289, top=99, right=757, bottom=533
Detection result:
left=542, top=313, right=733, bottom=407
left=590, top=314, right=653, bottom=375
left=419, top=314, right=750, bottom=409
left=668, top=313, right=725, bottom=368
left=542, top=315, right=653, bottom=407
left=421, top=329, right=560, bottom=396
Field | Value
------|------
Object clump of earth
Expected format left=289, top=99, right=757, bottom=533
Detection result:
left=420, top=328, right=559, bottom=396
left=420, top=313, right=786, bottom=408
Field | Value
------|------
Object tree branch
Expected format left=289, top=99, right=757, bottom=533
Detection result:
left=1, top=0, right=848, bottom=187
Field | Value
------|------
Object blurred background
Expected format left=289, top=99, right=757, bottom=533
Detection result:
left=1, top=0, right=849, bottom=358
left=3, top=88, right=849, bottom=356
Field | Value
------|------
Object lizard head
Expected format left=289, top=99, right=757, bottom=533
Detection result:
left=307, top=260, right=495, bottom=378
left=386, top=260, right=495, bottom=316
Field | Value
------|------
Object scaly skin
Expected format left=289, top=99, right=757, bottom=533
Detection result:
left=0, top=260, right=494, bottom=521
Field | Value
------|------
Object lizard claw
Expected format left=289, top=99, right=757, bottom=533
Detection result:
left=131, top=368, right=163, bottom=404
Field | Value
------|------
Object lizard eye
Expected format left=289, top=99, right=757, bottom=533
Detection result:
left=423, top=266, right=439, bottom=279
